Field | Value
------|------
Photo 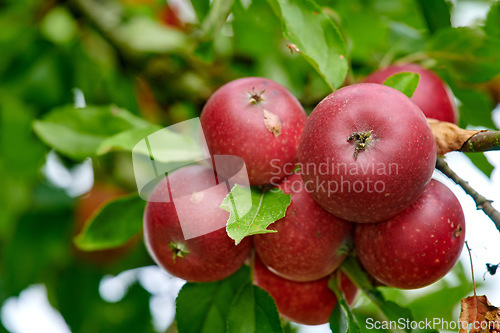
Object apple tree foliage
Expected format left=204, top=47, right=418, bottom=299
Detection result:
left=1, top=0, right=499, bottom=332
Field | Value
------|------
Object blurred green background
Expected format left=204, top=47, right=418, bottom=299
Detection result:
left=1, top=0, right=500, bottom=332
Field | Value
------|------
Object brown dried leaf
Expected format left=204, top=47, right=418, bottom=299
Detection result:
left=427, top=119, right=481, bottom=155
left=459, top=295, right=500, bottom=333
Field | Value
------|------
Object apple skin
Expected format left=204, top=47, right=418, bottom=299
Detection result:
left=254, top=173, right=353, bottom=281
left=74, top=183, right=137, bottom=265
left=253, top=254, right=358, bottom=326
left=143, top=165, right=252, bottom=282
left=355, top=179, right=466, bottom=289
left=200, top=77, right=307, bottom=186
left=363, top=63, right=458, bottom=124
left=298, top=83, right=436, bottom=223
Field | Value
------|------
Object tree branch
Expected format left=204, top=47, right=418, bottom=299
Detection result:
left=460, top=131, right=500, bottom=153
left=427, top=119, right=500, bottom=155
left=436, top=157, right=500, bottom=232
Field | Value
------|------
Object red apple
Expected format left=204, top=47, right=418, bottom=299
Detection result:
left=143, top=165, right=252, bottom=282
left=254, top=173, right=353, bottom=281
left=253, top=254, right=358, bottom=325
left=355, top=179, right=466, bottom=289
left=200, top=77, right=307, bottom=186
left=363, top=63, right=458, bottom=123
left=298, top=83, right=436, bottom=223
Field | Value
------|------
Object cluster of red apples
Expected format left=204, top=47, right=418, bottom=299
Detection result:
left=144, top=64, right=466, bottom=325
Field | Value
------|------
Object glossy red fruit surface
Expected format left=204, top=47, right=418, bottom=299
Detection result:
left=299, top=83, right=436, bottom=223
left=254, top=173, right=353, bottom=281
left=200, top=77, right=307, bottom=186
left=363, top=63, right=458, bottom=123
left=143, top=165, right=252, bottom=282
left=253, top=255, right=358, bottom=325
left=355, top=179, right=466, bottom=289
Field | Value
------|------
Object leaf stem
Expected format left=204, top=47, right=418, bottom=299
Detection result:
left=435, top=157, right=500, bottom=232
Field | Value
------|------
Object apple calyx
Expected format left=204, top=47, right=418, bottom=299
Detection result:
left=169, top=241, right=190, bottom=261
left=348, top=130, right=374, bottom=159
left=248, top=88, right=265, bottom=104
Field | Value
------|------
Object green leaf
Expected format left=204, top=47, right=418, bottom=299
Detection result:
left=275, top=0, right=348, bottom=90
left=465, top=152, right=494, bottom=178
left=176, top=266, right=250, bottom=333
left=96, top=125, right=161, bottom=155
left=33, top=105, right=151, bottom=160
left=47, top=263, right=155, bottom=333
left=341, top=257, right=414, bottom=333
left=226, top=283, right=283, bottom=333
left=383, top=72, right=420, bottom=98
left=326, top=1, right=390, bottom=65
left=74, top=194, right=144, bottom=251
left=191, top=0, right=211, bottom=23
left=232, top=0, right=282, bottom=58
left=415, top=0, right=451, bottom=34
left=221, top=185, right=291, bottom=245
left=388, top=22, right=426, bottom=56
left=485, top=1, right=500, bottom=39
left=115, top=17, right=189, bottom=53
left=329, top=275, right=361, bottom=333
left=130, top=127, right=206, bottom=163
left=406, top=261, right=476, bottom=322
left=426, top=27, right=500, bottom=83
left=1, top=199, right=74, bottom=298
left=451, top=86, right=497, bottom=130
left=200, top=0, right=235, bottom=40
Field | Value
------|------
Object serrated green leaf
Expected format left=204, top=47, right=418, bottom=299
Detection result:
left=176, top=266, right=251, bottom=333
left=33, top=105, right=151, bottom=160
left=485, top=1, right=500, bottom=39
left=74, top=194, right=144, bottom=250
left=341, top=257, right=414, bottom=333
left=221, top=185, right=291, bottom=245
left=329, top=275, right=361, bottom=333
left=226, top=283, right=283, bottom=333
left=275, top=0, right=348, bottom=90
left=426, top=27, right=500, bottom=83
left=415, top=0, right=451, bottom=34
left=383, top=72, right=420, bottom=98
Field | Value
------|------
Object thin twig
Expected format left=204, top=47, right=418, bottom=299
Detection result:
left=465, top=241, right=477, bottom=298
left=436, top=157, right=500, bottom=232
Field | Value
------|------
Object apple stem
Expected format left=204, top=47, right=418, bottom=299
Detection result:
left=347, top=130, right=374, bottom=159
left=169, top=241, right=190, bottom=261
left=248, top=88, right=265, bottom=104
